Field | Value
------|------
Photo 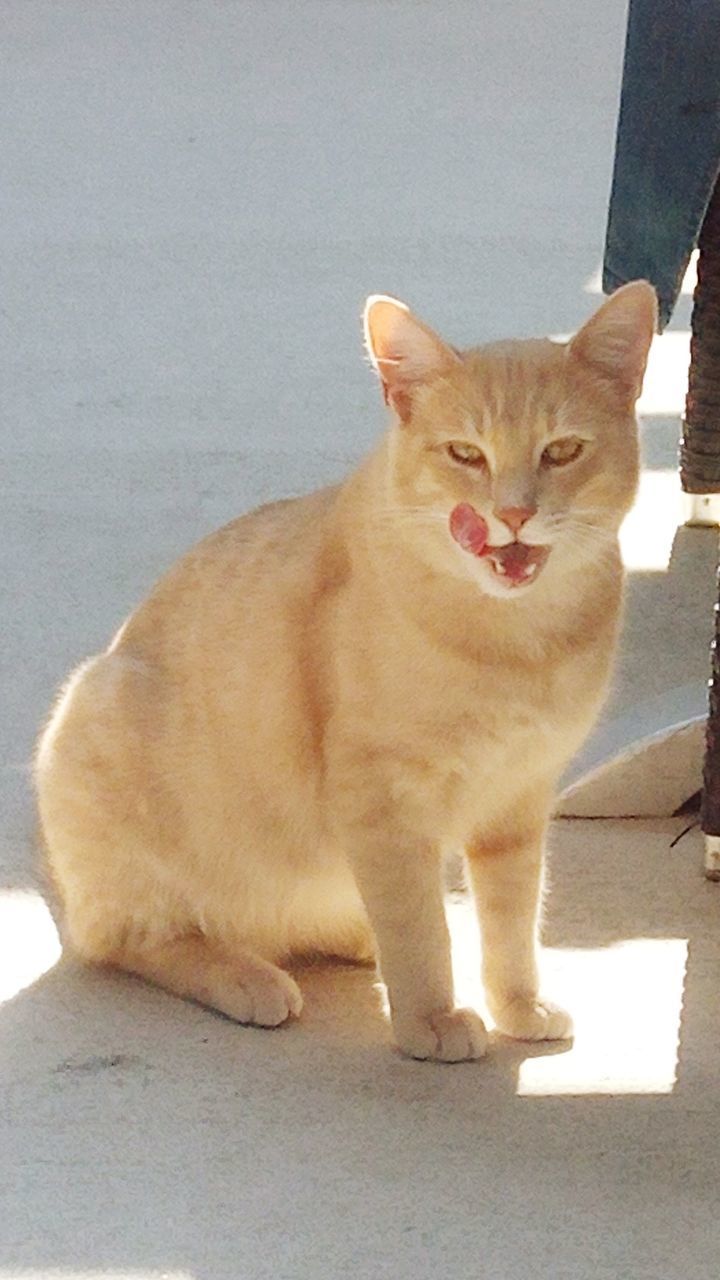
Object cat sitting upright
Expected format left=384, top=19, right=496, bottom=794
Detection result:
left=35, top=283, right=656, bottom=1061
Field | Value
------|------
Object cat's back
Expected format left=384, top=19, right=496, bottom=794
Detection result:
left=113, top=482, right=344, bottom=661
left=38, top=481, right=347, bottom=834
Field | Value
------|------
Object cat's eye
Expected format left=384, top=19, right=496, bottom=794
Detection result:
left=541, top=436, right=585, bottom=468
left=447, top=441, right=487, bottom=469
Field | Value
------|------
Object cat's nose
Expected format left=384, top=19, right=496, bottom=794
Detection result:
left=493, top=505, right=537, bottom=536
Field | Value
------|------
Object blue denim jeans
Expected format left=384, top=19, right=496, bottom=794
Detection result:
left=603, top=0, right=720, bottom=329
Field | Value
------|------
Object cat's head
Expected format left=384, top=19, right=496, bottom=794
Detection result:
left=364, top=284, right=657, bottom=600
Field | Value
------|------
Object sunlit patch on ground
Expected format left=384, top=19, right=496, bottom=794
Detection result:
left=0, top=888, right=61, bottom=1003
left=619, top=468, right=683, bottom=571
left=517, top=939, right=687, bottom=1096
left=447, top=896, right=686, bottom=1095
left=637, top=331, right=690, bottom=417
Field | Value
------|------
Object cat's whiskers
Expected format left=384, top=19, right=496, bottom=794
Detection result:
left=371, top=505, right=450, bottom=530
left=549, top=519, right=613, bottom=537
left=545, top=511, right=616, bottom=538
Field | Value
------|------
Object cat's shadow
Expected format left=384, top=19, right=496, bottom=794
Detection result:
left=0, top=934, right=569, bottom=1132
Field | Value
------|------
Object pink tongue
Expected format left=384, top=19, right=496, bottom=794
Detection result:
left=449, top=503, right=489, bottom=556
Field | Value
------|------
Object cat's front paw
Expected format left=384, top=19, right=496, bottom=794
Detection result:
left=493, top=997, right=573, bottom=1042
left=393, top=1007, right=489, bottom=1062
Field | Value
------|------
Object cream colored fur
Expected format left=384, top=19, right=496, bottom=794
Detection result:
left=35, top=283, right=657, bottom=1061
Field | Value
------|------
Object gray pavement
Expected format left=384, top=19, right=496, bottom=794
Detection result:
left=3, top=4, right=720, bottom=1279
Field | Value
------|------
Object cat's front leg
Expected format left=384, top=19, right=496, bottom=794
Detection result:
left=467, top=819, right=573, bottom=1042
left=346, top=831, right=488, bottom=1062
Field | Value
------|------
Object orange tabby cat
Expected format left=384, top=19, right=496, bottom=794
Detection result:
left=35, top=283, right=656, bottom=1061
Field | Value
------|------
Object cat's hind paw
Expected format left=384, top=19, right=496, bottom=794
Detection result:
left=393, top=1007, right=489, bottom=1062
left=493, top=997, right=573, bottom=1042
left=214, top=958, right=303, bottom=1028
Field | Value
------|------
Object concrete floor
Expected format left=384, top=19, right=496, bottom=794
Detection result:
left=3, top=3, right=720, bottom=1278
left=2, top=819, right=720, bottom=1280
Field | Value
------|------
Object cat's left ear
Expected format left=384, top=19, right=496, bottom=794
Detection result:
left=567, top=280, right=658, bottom=403
left=364, top=295, right=461, bottom=422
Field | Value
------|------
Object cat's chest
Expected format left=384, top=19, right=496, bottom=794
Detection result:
left=401, top=644, right=606, bottom=816
left=423, top=641, right=601, bottom=740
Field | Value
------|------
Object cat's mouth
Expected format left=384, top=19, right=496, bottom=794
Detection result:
left=483, top=542, right=550, bottom=588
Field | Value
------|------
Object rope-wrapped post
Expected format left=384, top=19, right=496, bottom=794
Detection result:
left=681, top=178, right=720, bottom=493
left=680, top=175, right=720, bottom=875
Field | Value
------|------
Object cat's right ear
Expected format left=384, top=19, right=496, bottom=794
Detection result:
left=363, top=295, right=461, bottom=422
